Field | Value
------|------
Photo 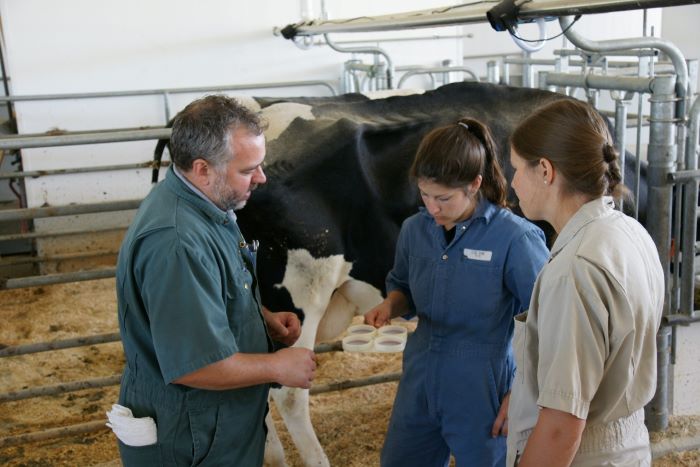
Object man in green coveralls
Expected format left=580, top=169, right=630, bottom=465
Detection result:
left=115, top=95, right=317, bottom=466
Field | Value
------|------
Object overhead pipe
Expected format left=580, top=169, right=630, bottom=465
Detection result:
left=323, top=34, right=395, bottom=89
left=277, top=1, right=699, bottom=37
left=0, top=79, right=337, bottom=104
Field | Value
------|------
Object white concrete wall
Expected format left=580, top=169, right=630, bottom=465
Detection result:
left=673, top=324, right=700, bottom=416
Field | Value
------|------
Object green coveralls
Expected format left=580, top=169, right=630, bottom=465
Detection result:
left=115, top=166, right=272, bottom=466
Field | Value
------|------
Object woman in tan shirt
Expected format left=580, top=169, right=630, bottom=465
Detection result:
left=505, top=98, right=664, bottom=466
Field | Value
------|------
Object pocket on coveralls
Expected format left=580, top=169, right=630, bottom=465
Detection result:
left=188, top=405, right=223, bottom=466
left=118, top=440, right=162, bottom=466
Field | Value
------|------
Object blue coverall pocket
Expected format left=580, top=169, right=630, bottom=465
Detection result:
left=118, top=440, right=162, bottom=466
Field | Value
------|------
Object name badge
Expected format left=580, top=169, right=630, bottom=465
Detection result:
left=463, top=248, right=492, bottom=261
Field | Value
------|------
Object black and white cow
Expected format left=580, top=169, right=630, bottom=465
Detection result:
left=155, top=81, right=647, bottom=466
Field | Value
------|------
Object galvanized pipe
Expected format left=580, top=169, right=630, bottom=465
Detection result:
left=323, top=34, right=394, bottom=89
left=647, top=327, right=672, bottom=431
left=0, top=249, right=118, bottom=267
left=0, top=375, right=122, bottom=403
left=644, top=74, right=678, bottom=432
left=397, top=66, right=478, bottom=88
left=0, top=79, right=337, bottom=103
left=0, top=128, right=170, bottom=150
left=0, top=268, right=116, bottom=290
left=0, top=420, right=109, bottom=449
left=0, top=225, right=128, bottom=242
left=0, top=333, right=121, bottom=358
left=559, top=15, right=688, bottom=119
left=0, top=199, right=141, bottom=222
left=281, top=1, right=697, bottom=36
left=0, top=160, right=169, bottom=180
left=679, top=96, right=700, bottom=317
left=543, top=72, right=655, bottom=93
left=613, top=93, right=630, bottom=211
left=0, top=369, right=402, bottom=447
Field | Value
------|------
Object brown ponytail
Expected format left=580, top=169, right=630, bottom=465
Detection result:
left=411, top=118, right=508, bottom=207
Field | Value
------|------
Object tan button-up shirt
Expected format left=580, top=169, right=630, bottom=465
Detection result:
left=507, top=197, right=664, bottom=464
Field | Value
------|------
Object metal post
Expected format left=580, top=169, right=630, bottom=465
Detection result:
left=487, top=60, right=500, bottom=84
left=679, top=96, right=700, bottom=317
left=645, top=74, right=678, bottom=432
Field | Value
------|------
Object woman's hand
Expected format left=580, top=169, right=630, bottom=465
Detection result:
left=491, top=391, right=510, bottom=437
left=364, top=300, right=393, bottom=327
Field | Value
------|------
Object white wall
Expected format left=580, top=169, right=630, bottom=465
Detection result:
left=0, top=0, right=463, bottom=210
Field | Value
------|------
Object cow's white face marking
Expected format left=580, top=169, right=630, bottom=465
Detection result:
left=261, top=103, right=315, bottom=143
left=275, top=248, right=351, bottom=312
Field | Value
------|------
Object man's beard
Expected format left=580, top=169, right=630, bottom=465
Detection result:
left=210, top=172, right=256, bottom=211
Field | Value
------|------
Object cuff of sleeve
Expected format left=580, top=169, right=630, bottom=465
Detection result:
left=537, top=389, right=589, bottom=420
left=162, top=345, right=238, bottom=384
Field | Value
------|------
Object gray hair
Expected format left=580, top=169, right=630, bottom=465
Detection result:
left=169, top=94, right=265, bottom=171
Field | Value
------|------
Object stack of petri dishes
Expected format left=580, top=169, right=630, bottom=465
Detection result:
left=342, top=323, right=408, bottom=352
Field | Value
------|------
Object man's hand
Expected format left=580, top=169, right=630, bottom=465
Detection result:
left=272, top=348, right=317, bottom=388
left=263, top=308, right=301, bottom=346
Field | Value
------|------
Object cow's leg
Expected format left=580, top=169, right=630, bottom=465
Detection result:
left=264, top=410, right=287, bottom=467
left=272, top=306, right=329, bottom=467
left=316, top=279, right=383, bottom=342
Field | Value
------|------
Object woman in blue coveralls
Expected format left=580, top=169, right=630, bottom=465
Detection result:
left=365, top=118, right=549, bottom=467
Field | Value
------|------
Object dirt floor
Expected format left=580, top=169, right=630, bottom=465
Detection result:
left=0, top=279, right=698, bottom=466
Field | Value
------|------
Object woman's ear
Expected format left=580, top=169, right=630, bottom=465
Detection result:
left=539, top=158, right=554, bottom=185
left=470, top=174, right=483, bottom=194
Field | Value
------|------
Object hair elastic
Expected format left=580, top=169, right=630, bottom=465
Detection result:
left=458, top=122, right=469, bottom=131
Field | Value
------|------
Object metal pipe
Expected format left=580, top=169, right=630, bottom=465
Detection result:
left=280, top=1, right=698, bottom=36
left=0, top=369, right=403, bottom=447
left=323, top=34, right=394, bottom=89
left=644, top=74, right=678, bottom=432
left=0, top=128, right=170, bottom=150
left=0, top=375, right=122, bottom=403
left=0, top=420, right=109, bottom=449
left=555, top=48, right=658, bottom=58
left=0, top=199, right=141, bottom=222
left=397, top=66, right=478, bottom=88
left=647, top=327, right=672, bottom=430
left=487, top=60, right=500, bottom=84
left=0, top=333, right=121, bottom=358
left=543, top=72, right=656, bottom=93
left=0, top=160, right=169, bottom=180
left=0, top=79, right=337, bottom=103
left=0, top=249, right=118, bottom=267
left=0, top=225, right=128, bottom=242
left=309, top=371, right=401, bottom=395
left=613, top=93, right=630, bottom=211
left=0, top=268, right=116, bottom=290
left=559, top=15, right=688, bottom=119
left=679, top=96, right=700, bottom=317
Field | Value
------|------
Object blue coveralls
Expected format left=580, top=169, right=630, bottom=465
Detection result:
left=381, top=200, right=549, bottom=467
left=115, top=166, right=272, bottom=466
